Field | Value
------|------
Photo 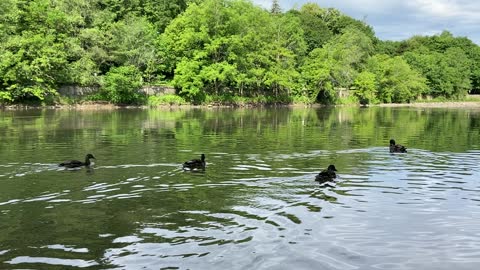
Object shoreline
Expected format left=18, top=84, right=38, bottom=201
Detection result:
left=376, top=101, right=480, bottom=108
left=2, top=101, right=480, bottom=110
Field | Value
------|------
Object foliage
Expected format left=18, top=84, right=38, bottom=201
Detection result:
left=0, top=91, right=14, bottom=103
left=162, top=0, right=305, bottom=102
left=301, top=48, right=335, bottom=103
left=102, top=65, right=143, bottom=104
left=0, top=0, right=478, bottom=105
left=0, top=0, right=190, bottom=103
left=287, top=7, right=332, bottom=52
left=353, top=71, right=378, bottom=105
left=366, top=55, right=427, bottom=103
left=270, top=0, right=282, bottom=14
left=403, top=47, right=471, bottom=99
left=301, top=27, right=373, bottom=103
left=148, top=94, right=187, bottom=106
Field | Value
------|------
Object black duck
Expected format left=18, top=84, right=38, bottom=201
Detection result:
left=183, top=154, right=206, bottom=171
left=389, top=139, right=407, bottom=153
left=59, top=154, right=96, bottom=168
left=315, top=164, right=337, bottom=182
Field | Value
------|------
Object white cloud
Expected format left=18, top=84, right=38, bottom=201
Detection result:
left=251, top=0, right=480, bottom=44
left=408, top=0, right=480, bottom=18
left=408, top=0, right=462, bottom=17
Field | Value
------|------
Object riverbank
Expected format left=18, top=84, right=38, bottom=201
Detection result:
left=377, top=101, right=480, bottom=108
left=2, top=100, right=480, bottom=110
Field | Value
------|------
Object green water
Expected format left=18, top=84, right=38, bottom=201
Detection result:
left=1, top=106, right=480, bottom=269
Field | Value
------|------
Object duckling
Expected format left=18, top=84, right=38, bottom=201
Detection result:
left=389, top=139, right=407, bottom=153
left=315, top=164, right=337, bottom=182
left=59, top=154, right=96, bottom=168
left=183, top=154, right=206, bottom=171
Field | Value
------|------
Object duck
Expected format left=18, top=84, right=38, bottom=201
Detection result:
left=183, top=154, right=206, bottom=171
left=59, top=154, right=96, bottom=168
left=315, top=164, right=337, bottom=182
left=389, top=139, right=407, bottom=153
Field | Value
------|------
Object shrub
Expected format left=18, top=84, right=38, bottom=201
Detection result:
left=0, top=91, right=13, bottom=104
left=102, top=66, right=143, bottom=104
left=148, top=94, right=187, bottom=106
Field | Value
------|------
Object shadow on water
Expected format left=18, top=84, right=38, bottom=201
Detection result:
left=1, top=107, right=480, bottom=269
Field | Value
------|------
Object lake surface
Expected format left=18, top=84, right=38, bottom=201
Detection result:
left=1, top=106, right=480, bottom=270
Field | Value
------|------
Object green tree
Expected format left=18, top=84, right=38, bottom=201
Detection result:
left=300, top=48, right=334, bottom=103
left=301, top=27, right=373, bottom=103
left=404, top=47, right=471, bottom=98
left=0, top=0, right=18, bottom=40
left=270, top=0, right=281, bottom=14
left=140, top=0, right=193, bottom=33
left=288, top=3, right=332, bottom=52
left=161, top=0, right=305, bottom=102
left=397, top=31, right=478, bottom=94
left=367, top=55, right=427, bottom=103
left=102, top=65, right=143, bottom=104
left=263, top=12, right=306, bottom=99
left=109, top=16, right=157, bottom=81
left=353, top=71, right=377, bottom=105
left=375, top=40, right=401, bottom=56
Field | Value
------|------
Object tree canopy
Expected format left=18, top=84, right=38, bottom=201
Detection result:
left=1, top=0, right=478, bottom=105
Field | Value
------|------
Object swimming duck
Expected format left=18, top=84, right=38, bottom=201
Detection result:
left=59, top=154, right=96, bottom=168
left=315, top=164, right=337, bottom=182
left=389, top=139, right=407, bottom=153
left=183, top=154, right=206, bottom=171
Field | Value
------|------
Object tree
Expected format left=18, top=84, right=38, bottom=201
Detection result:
left=301, top=27, right=373, bottom=103
left=161, top=0, right=305, bottom=102
left=300, top=48, right=335, bottom=103
left=140, top=0, right=191, bottom=33
left=102, top=65, right=143, bottom=104
left=270, top=0, right=281, bottom=14
left=353, top=71, right=377, bottom=105
left=375, top=40, right=402, bottom=56
left=287, top=3, right=333, bottom=52
left=366, top=55, right=427, bottom=103
left=109, top=16, right=157, bottom=81
left=404, top=47, right=471, bottom=98
left=397, top=31, right=478, bottom=94
left=263, top=12, right=306, bottom=98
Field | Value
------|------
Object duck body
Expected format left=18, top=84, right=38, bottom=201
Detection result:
left=389, top=139, right=407, bottom=153
left=315, top=165, right=337, bottom=183
left=59, top=154, right=96, bottom=168
left=183, top=154, right=206, bottom=171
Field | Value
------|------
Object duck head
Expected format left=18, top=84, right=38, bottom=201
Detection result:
left=389, top=139, right=396, bottom=146
left=86, top=154, right=96, bottom=160
left=327, top=164, right=337, bottom=171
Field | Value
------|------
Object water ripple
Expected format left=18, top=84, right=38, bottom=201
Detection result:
left=6, top=256, right=98, bottom=268
left=2, top=146, right=480, bottom=269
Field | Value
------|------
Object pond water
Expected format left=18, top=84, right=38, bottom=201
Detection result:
left=1, top=106, right=480, bottom=270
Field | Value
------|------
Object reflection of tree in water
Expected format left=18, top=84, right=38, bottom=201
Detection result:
left=2, top=107, right=480, bottom=268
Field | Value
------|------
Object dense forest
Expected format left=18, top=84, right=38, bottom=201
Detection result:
left=1, top=0, right=479, bottom=105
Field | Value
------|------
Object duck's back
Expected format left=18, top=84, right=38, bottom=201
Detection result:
left=391, top=145, right=407, bottom=153
left=315, top=170, right=336, bottom=182
left=183, top=159, right=205, bottom=170
left=59, top=160, right=83, bottom=168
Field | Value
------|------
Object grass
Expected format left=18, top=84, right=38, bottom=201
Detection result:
left=465, top=94, right=480, bottom=101
left=148, top=94, right=188, bottom=106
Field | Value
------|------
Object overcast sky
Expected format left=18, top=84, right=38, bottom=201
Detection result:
left=252, top=0, right=480, bottom=44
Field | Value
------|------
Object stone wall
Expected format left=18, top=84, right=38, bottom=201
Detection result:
left=58, top=85, right=175, bottom=97
left=336, top=88, right=350, bottom=98
left=139, top=86, right=176, bottom=96
left=58, top=86, right=100, bottom=97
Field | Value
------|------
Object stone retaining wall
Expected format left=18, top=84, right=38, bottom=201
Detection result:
left=58, top=86, right=100, bottom=97
left=139, top=86, right=175, bottom=96
left=58, top=85, right=175, bottom=97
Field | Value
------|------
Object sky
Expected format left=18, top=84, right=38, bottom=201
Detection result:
left=252, top=0, right=480, bottom=44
